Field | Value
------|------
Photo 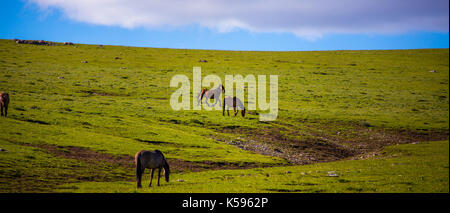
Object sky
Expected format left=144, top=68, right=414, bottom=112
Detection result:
left=0, top=0, right=448, bottom=51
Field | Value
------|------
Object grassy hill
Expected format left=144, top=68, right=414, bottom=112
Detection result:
left=0, top=39, right=448, bottom=192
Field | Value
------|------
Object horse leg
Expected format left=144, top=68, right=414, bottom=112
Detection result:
left=223, top=102, right=225, bottom=116
left=149, top=169, right=155, bottom=187
left=199, top=91, right=206, bottom=106
left=137, top=168, right=144, bottom=188
left=157, top=168, right=162, bottom=186
left=196, top=92, right=202, bottom=106
left=210, top=93, right=216, bottom=107
left=1, top=105, right=3, bottom=116
left=234, top=106, right=238, bottom=116
left=4, top=105, right=7, bottom=117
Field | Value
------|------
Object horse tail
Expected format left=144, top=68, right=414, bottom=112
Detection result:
left=135, top=152, right=143, bottom=186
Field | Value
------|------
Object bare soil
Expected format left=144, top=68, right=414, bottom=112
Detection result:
left=217, top=121, right=449, bottom=165
left=29, top=120, right=448, bottom=173
left=6, top=122, right=447, bottom=192
left=23, top=143, right=272, bottom=174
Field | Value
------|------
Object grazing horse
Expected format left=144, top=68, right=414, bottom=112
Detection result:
left=135, top=150, right=170, bottom=188
left=223, top=96, right=246, bottom=117
left=0, top=93, right=9, bottom=117
left=197, top=84, right=225, bottom=107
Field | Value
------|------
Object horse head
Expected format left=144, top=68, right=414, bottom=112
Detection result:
left=164, top=160, right=170, bottom=182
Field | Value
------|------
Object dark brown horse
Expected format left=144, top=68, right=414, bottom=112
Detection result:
left=0, top=93, right=9, bottom=117
left=135, top=150, right=170, bottom=188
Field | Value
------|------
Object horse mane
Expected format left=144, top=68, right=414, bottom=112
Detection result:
left=154, top=150, right=170, bottom=178
left=199, top=88, right=208, bottom=101
left=0, top=93, right=9, bottom=102
left=163, top=158, right=170, bottom=172
left=162, top=156, right=170, bottom=182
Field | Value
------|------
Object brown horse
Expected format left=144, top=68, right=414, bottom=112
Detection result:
left=0, top=93, right=9, bottom=117
left=197, top=84, right=225, bottom=107
left=135, top=150, right=170, bottom=188
left=223, top=96, right=246, bottom=117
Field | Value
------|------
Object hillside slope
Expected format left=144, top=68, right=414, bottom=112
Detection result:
left=0, top=39, right=448, bottom=192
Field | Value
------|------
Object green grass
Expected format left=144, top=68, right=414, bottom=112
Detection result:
left=0, top=138, right=132, bottom=192
left=56, top=140, right=449, bottom=193
left=0, top=39, right=448, bottom=192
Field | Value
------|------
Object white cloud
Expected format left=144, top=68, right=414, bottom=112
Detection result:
left=29, top=0, right=449, bottom=40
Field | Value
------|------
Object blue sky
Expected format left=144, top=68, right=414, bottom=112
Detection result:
left=1, top=0, right=448, bottom=51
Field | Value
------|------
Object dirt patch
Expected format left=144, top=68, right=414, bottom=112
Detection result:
left=216, top=121, right=448, bottom=165
left=22, top=143, right=270, bottom=174
left=6, top=141, right=273, bottom=192
left=25, top=143, right=134, bottom=169
left=1, top=140, right=133, bottom=192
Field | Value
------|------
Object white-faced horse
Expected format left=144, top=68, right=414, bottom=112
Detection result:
left=197, top=84, right=225, bottom=107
